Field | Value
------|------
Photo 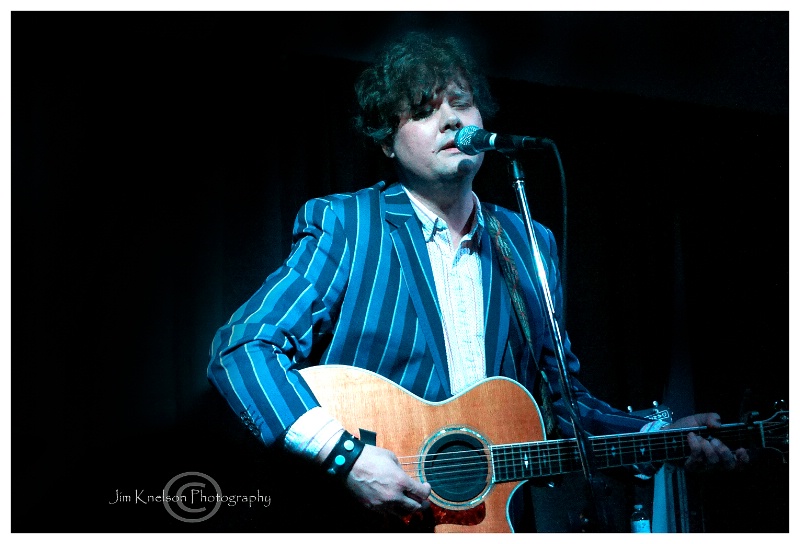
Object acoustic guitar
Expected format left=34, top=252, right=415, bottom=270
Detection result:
left=300, top=365, right=788, bottom=533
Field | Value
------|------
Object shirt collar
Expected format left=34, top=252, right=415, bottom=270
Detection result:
left=402, top=186, right=484, bottom=245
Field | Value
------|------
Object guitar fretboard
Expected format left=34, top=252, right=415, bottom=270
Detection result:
left=490, top=424, right=752, bottom=483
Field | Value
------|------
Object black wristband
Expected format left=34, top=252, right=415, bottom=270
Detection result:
left=321, top=431, right=365, bottom=480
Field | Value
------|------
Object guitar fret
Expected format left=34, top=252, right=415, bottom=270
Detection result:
left=494, top=445, right=510, bottom=482
left=489, top=422, right=783, bottom=486
left=495, top=429, right=724, bottom=485
left=637, top=435, right=652, bottom=463
left=592, top=436, right=615, bottom=469
left=609, top=435, right=622, bottom=468
left=492, top=446, right=504, bottom=482
left=568, top=441, right=582, bottom=473
left=510, top=444, right=519, bottom=481
left=539, top=441, right=557, bottom=476
left=534, top=441, right=551, bottom=477
left=520, top=444, right=531, bottom=478
left=592, top=430, right=690, bottom=468
left=493, top=442, right=544, bottom=483
left=664, top=431, right=685, bottom=458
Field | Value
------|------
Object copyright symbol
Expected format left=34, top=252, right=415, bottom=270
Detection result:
left=163, top=471, right=222, bottom=523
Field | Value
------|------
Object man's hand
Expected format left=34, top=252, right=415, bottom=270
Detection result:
left=346, top=445, right=431, bottom=517
left=664, top=412, right=750, bottom=471
left=317, top=430, right=430, bottom=518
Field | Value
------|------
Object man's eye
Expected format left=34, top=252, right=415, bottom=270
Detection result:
left=411, top=108, right=433, bottom=120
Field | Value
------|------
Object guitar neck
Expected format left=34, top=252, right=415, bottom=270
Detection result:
left=491, top=423, right=753, bottom=483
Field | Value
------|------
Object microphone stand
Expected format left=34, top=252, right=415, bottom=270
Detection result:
left=503, top=150, right=610, bottom=532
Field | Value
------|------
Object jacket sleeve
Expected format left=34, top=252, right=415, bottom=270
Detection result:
left=206, top=196, right=350, bottom=447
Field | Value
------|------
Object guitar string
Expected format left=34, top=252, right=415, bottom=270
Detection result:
left=396, top=441, right=691, bottom=479
left=394, top=440, right=730, bottom=476
left=395, top=438, right=775, bottom=487
left=395, top=446, right=699, bottom=485
left=393, top=425, right=752, bottom=464
left=390, top=419, right=787, bottom=487
left=392, top=423, right=768, bottom=465
left=390, top=426, right=766, bottom=484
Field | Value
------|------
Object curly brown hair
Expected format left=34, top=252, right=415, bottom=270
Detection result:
left=354, top=31, right=498, bottom=147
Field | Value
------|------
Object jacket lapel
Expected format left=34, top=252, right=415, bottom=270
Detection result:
left=480, top=223, right=511, bottom=379
left=383, top=184, right=451, bottom=395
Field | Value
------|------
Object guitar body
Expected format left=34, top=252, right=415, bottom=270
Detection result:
left=299, top=365, right=790, bottom=532
left=299, top=364, right=546, bottom=533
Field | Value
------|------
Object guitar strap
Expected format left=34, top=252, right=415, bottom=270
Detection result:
left=484, top=207, right=561, bottom=439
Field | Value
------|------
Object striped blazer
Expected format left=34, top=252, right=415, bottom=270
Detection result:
left=207, top=182, right=649, bottom=447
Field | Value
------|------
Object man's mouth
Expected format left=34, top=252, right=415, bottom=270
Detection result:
left=440, top=140, right=458, bottom=151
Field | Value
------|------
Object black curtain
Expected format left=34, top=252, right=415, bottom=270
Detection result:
left=12, top=11, right=787, bottom=532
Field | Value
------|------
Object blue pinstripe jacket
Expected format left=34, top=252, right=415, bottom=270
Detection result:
left=207, top=182, right=650, bottom=447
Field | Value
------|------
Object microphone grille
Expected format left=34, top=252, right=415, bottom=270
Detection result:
left=455, top=125, right=482, bottom=155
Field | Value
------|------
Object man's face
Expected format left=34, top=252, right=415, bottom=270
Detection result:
left=387, top=82, right=484, bottom=186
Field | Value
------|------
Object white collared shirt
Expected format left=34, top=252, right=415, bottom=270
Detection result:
left=403, top=187, right=486, bottom=396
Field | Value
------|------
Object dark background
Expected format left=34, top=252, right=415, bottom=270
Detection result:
left=13, top=11, right=788, bottom=532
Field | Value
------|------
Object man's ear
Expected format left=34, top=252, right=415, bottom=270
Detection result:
left=381, top=144, right=395, bottom=159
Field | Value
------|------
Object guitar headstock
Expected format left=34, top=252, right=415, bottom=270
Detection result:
left=628, top=401, right=673, bottom=424
left=746, top=401, right=789, bottom=462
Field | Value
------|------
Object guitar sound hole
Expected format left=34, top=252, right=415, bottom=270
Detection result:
left=423, top=433, right=489, bottom=503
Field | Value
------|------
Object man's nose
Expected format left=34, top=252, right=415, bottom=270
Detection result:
left=439, top=102, right=462, bottom=131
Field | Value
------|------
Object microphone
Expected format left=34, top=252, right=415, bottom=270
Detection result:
left=454, top=126, right=553, bottom=155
